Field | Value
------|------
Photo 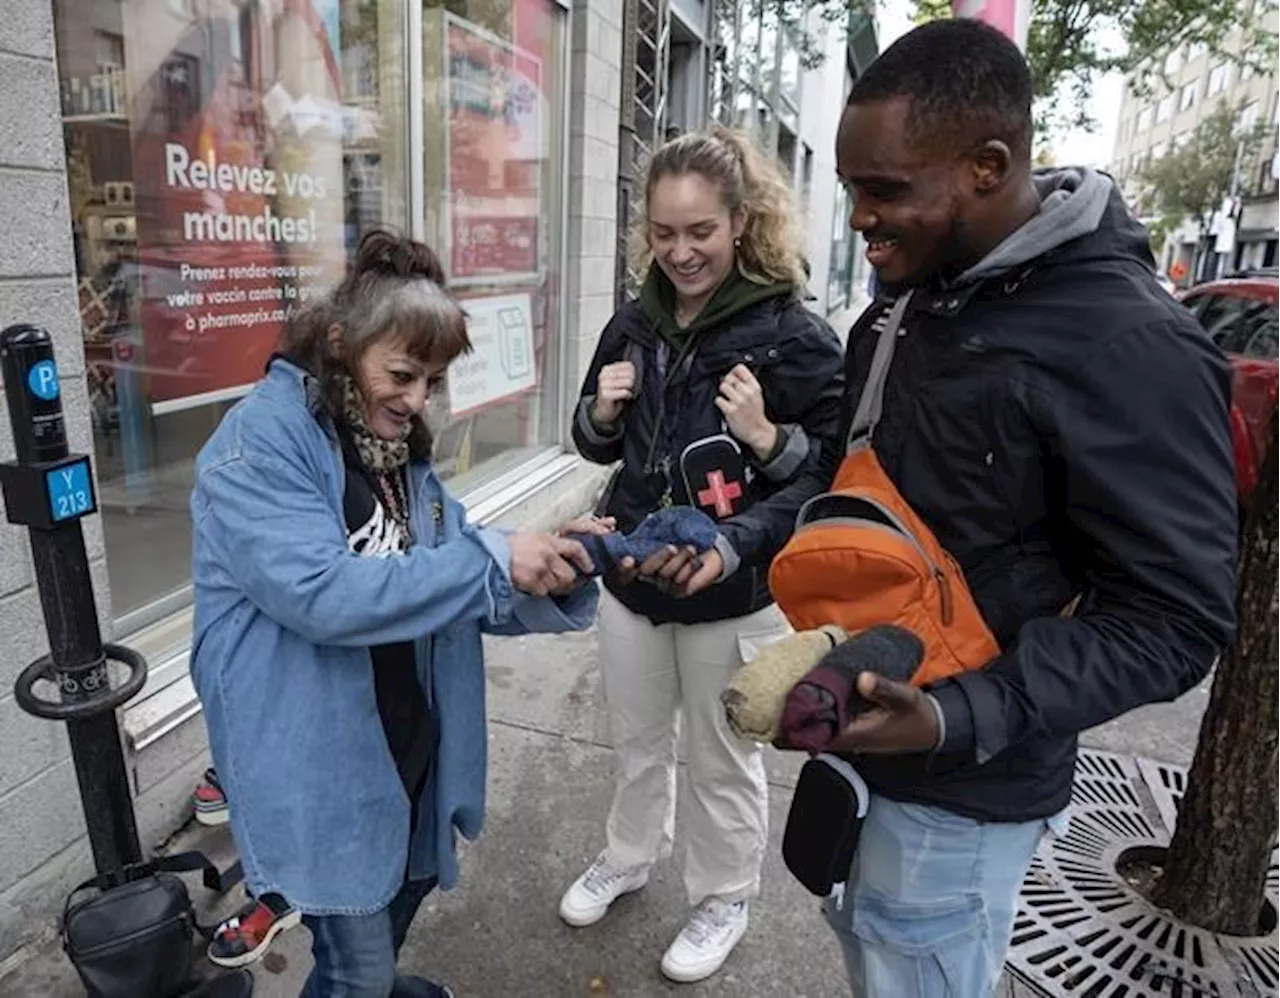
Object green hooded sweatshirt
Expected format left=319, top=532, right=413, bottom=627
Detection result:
left=638, top=263, right=797, bottom=352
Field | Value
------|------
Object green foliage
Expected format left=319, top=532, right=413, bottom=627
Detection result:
left=913, top=0, right=951, bottom=24
left=723, top=0, right=872, bottom=73
left=1023, top=0, right=1274, bottom=135
left=1144, top=212, right=1182, bottom=253
left=1138, top=101, right=1271, bottom=223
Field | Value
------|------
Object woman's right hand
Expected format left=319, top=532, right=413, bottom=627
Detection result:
left=590, top=361, right=636, bottom=427
left=508, top=532, right=594, bottom=597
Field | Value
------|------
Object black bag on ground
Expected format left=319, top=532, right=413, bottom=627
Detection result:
left=62, top=851, right=228, bottom=998
left=782, top=754, right=871, bottom=898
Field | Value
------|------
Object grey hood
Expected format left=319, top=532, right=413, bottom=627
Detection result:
left=950, top=167, right=1115, bottom=286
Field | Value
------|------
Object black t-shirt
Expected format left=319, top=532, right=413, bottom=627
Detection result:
left=338, top=431, right=437, bottom=814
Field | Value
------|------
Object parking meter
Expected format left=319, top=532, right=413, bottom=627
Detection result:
left=0, top=324, right=145, bottom=879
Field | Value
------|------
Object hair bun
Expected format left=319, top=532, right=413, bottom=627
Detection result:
left=353, top=229, right=448, bottom=287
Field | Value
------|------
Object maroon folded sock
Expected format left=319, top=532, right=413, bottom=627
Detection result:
left=777, top=682, right=842, bottom=753
left=778, top=625, right=925, bottom=753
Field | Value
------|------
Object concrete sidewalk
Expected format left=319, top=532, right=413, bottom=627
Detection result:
left=0, top=621, right=1210, bottom=998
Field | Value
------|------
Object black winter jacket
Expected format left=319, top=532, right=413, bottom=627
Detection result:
left=573, top=270, right=845, bottom=625
left=844, top=173, right=1239, bottom=821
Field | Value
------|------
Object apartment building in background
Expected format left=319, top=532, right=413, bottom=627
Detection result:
left=1109, top=5, right=1279, bottom=281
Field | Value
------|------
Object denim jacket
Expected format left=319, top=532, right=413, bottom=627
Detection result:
left=190, top=359, right=598, bottom=915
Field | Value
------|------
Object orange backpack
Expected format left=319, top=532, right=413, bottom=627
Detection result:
left=768, top=293, right=1000, bottom=687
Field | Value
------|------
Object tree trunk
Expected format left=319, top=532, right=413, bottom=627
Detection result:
left=1151, top=412, right=1278, bottom=936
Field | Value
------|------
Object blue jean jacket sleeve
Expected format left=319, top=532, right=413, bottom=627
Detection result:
left=469, top=526, right=600, bottom=635
left=485, top=580, right=601, bottom=636
left=197, top=449, right=513, bottom=647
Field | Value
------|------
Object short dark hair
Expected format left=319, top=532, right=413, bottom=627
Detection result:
left=848, top=19, right=1033, bottom=159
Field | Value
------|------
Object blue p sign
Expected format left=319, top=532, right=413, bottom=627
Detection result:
left=27, top=360, right=59, bottom=401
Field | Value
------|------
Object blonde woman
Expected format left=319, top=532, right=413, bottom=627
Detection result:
left=560, top=127, right=845, bottom=982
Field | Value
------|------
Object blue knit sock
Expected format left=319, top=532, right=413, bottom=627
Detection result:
left=568, top=507, right=719, bottom=577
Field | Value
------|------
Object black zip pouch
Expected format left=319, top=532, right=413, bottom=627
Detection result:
left=782, top=754, right=871, bottom=898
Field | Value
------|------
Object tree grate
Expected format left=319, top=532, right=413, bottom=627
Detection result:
left=1007, top=748, right=1278, bottom=998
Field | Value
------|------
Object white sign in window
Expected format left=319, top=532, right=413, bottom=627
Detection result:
left=447, top=293, right=537, bottom=417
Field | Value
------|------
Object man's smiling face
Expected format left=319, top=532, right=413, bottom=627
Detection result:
left=836, top=96, right=977, bottom=288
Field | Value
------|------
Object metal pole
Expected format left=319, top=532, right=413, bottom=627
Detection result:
left=1, top=324, right=145, bottom=882
left=30, top=527, right=142, bottom=876
left=617, top=0, right=640, bottom=307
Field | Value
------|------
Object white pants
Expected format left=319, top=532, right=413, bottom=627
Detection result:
left=597, top=589, right=792, bottom=907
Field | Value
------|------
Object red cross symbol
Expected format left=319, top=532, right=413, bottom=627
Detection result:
left=697, top=469, right=743, bottom=518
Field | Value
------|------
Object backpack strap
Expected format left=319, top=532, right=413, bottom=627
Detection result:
left=846, top=291, right=914, bottom=452
left=155, top=850, right=241, bottom=895
left=623, top=339, right=644, bottom=399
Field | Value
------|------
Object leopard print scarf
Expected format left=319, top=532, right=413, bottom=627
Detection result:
left=341, top=376, right=413, bottom=541
left=341, top=376, right=411, bottom=472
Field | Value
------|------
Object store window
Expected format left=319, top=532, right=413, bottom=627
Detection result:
left=54, top=0, right=409, bottom=622
left=827, top=184, right=854, bottom=314
left=422, top=0, right=567, bottom=495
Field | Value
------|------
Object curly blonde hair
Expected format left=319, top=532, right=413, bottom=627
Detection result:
left=629, top=126, right=808, bottom=290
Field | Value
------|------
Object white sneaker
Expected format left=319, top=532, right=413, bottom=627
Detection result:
left=660, top=898, right=749, bottom=983
left=558, top=852, right=650, bottom=927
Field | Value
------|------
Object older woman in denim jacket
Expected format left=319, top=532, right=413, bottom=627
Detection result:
left=190, top=231, right=599, bottom=998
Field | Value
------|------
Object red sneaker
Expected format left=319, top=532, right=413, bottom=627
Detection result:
left=207, top=893, right=300, bottom=968
left=193, top=768, right=229, bottom=827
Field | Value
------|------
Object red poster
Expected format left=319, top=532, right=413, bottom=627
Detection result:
left=128, top=1, right=347, bottom=407
left=444, top=15, right=544, bottom=284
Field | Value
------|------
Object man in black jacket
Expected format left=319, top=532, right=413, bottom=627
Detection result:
left=819, top=20, right=1238, bottom=997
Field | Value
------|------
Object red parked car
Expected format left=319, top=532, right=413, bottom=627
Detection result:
left=1179, top=269, right=1279, bottom=506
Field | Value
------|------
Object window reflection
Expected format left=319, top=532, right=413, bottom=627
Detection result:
left=55, top=0, right=407, bottom=619
left=422, top=0, right=567, bottom=496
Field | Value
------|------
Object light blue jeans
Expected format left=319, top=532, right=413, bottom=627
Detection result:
left=823, top=795, right=1067, bottom=997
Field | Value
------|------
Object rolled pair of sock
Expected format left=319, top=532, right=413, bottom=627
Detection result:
left=776, top=625, right=924, bottom=753
left=721, top=625, right=849, bottom=742
left=563, top=506, right=720, bottom=578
